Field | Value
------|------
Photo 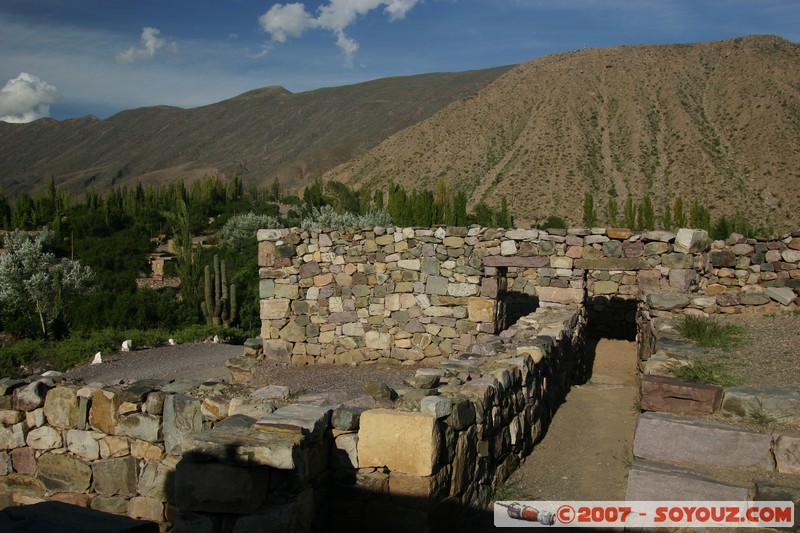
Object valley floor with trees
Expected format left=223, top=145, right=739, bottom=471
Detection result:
left=0, top=174, right=762, bottom=377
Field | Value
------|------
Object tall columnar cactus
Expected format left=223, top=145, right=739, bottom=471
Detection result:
left=200, top=254, right=238, bottom=327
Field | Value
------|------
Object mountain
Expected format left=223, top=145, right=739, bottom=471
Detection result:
left=324, top=35, right=800, bottom=231
left=0, top=67, right=512, bottom=197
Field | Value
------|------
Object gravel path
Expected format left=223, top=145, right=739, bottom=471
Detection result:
left=63, top=343, right=242, bottom=385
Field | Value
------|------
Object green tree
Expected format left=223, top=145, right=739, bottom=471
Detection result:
left=606, top=197, right=619, bottom=226
left=169, top=198, right=200, bottom=309
left=498, top=197, right=512, bottom=228
left=451, top=191, right=469, bottom=226
left=582, top=192, right=598, bottom=227
left=673, top=197, right=687, bottom=228
left=689, top=200, right=712, bottom=231
left=638, top=195, right=655, bottom=230
left=0, top=230, right=94, bottom=338
left=623, top=194, right=636, bottom=229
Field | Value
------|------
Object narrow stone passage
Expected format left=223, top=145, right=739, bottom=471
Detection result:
left=497, top=338, right=639, bottom=502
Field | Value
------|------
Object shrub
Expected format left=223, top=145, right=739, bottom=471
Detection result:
left=540, top=215, right=567, bottom=230
left=300, top=205, right=393, bottom=230
left=219, top=212, right=281, bottom=251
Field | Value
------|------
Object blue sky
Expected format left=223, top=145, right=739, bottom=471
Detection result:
left=1, top=0, right=798, bottom=122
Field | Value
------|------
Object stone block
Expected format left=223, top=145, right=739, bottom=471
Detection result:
left=646, top=292, right=690, bottom=310
left=332, top=432, right=359, bottom=470
left=592, top=280, right=618, bottom=295
left=117, top=413, right=162, bottom=442
left=37, top=453, right=92, bottom=493
left=483, top=255, right=549, bottom=268
left=99, top=435, right=130, bottom=459
left=639, top=375, right=722, bottom=415
left=127, top=496, right=165, bottom=523
left=255, top=403, right=332, bottom=443
left=774, top=434, right=800, bottom=474
left=163, top=394, right=203, bottom=456
left=420, top=396, right=452, bottom=418
left=332, top=407, right=367, bottom=431
left=263, top=339, right=293, bottom=364
left=44, top=386, right=79, bottom=429
left=11, top=447, right=36, bottom=475
left=66, top=429, right=101, bottom=460
left=674, top=228, right=710, bottom=253
left=720, top=386, right=800, bottom=426
left=537, top=286, right=583, bottom=304
left=467, top=298, right=496, bottom=323
left=765, top=286, right=797, bottom=305
left=92, top=456, right=138, bottom=497
left=26, top=426, right=62, bottom=450
left=0, top=422, right=26, bottom=450
left=358, top=409, right=441, bottom=476
left=91, top=496, right=129, bottom=515
left=13, top=380, right=51, bottom=412
left=626, top=459, right=750, bottom=501
left=89, top=389, right=122, bottom=435
left=174, top=461, right=270, bottom=514
left=259, top=298, right=291, bottom=320
left=633, top=412, right=772, bottom=468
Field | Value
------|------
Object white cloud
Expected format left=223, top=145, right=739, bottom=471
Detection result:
left=0, top=73, right=58, bottom=123
left=259, top=0, right=421, bottom=64
left=116, top=27, right=178, bottom=64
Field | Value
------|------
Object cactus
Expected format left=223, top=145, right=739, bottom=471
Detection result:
left=200, top=254, right=239, bottom=327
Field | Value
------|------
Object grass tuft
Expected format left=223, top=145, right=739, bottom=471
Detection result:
left=671, top=361, right=743, bottom=387
left=676, top=315, right=746, bottom=351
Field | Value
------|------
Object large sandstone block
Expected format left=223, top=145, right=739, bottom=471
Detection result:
left=626, top=459, right=750, bottom=501
left=467, top=298, right=496, bottom=322
left=259, top=298, right=291, bottom=320
left=37, top=453, right=92, bottom=493
left=117, top=413, right=162, bottom=442
left=537, top=286, right=583, bottom=304
left=254, top=404, right=332, bottom=443
left=674, top=228, right=710, bottom=253
left=774, top=434, right=800, bottom=474
left=358, top=409, right=441, bottom=476
left=633, top=412, right=772, bottom=468
left=389, top=466, right=451, bottom=510
left=721, top=386, right=800, bottom=426
left=639, top=375, right=722, bottom=415
left=44, top=386, right=79, bottom=429
left=163, top=394, right=203, bottom=455
left=89, top=389, right=123, bottom=435
left=92, top=456, right=138, bottom=497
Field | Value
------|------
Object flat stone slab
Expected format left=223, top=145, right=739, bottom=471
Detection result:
left=633, top=412, right=773, bottom=468
left=574, top=257, right=650, bottom=270
left=626, top=459, right=751, bottom=501
left=254, top=404, right=332, bottom=443
left=184, top=425, right=304, bottom=470
left=640, top=375, right=723, bottom=415
left=721, top=386, right=800, bottom=426
left=483, top=255, right=549, bottom=268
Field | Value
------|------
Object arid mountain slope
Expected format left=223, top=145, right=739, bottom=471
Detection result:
left=0, top=67, right=511, bottom=197
left=325, top=36, right=800, bottom=231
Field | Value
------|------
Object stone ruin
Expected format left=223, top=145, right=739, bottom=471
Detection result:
left=1, top=225, right=798, bottom=531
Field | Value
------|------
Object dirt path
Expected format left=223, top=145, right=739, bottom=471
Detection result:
left=497, top=339, right=640, bottom=502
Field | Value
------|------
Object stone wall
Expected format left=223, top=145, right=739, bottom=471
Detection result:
left=257, top=226, right=799, bottom=364
left=0, top=308, right=589, bottom=531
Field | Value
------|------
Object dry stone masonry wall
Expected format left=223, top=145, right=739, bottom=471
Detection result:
left=257, top=226, right=799, bottom=363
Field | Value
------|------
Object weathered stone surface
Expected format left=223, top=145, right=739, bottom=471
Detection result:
left=739, top=292, right=771, bottom=305
left=633, top=412, right=772, bottom=468
left=592, top=280, right=619, bottom=295
left=774, top=434, right=800, bottom=474
left=332, top=407, right=367, bottom=431
left=639, top=375, right=722, bottom=415
left=720, top=386, right=800, bottom=426
left=646, top=292, right=690, bottom=310
left=174, top=460, right=270, bottom=515
left=43, top=387, right=79, bottom=429
left=118, top=413, right=162, bottom=442
left=91, top=495, right=129, bottom=515
left=99, top=435, right=130, bottom=459
left=252, top=385, right=290, bottom=401
left=255, top=403, right=332, bottom=443
left=765, top=286, right=797, bottom=305
left=642, top=230, right=675, bottom=242
left=537, top=286, right=583, bottom=304
left=420, top=396, right=452, bottom=418
left=26, top=425, right=62, bottom=450
left=89, top=389, right=122, bottom=435
left=709, top=250, right=736, bottom=267
left=13, top=380, right=51, bottom=412
left=358, top=409, right=441, bottom=476
left=66, top=429, right=101, bottom=460
left=136, top=461, right=172, bottom=502
left=262, top=339, right=292, bottom=364
left=187, top=425, right=303, bottom=470
left=332, top=432, right=359, bottom=470
left=467, top=298, right=496, bottom=323
left=626, top=459, right=750, bottom=501
left=259, top=298, right=291, bottom=319
left=674, top=228, right=710, bottom=253
left=92, top=456, right=138, bottom=497
left=163, top=394, right=203, bottom=455
left=0, top=422, right=26, bottom=450
left=127, top=496, right=164, bottom=523
left=37, top=453, right=92, bottom=493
